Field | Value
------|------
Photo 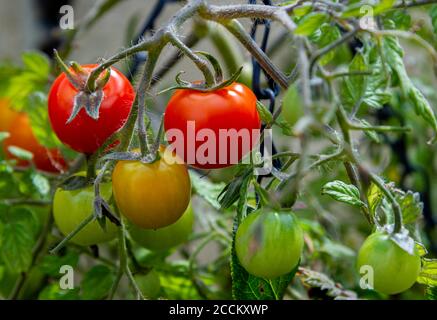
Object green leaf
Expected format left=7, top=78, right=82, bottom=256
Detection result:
left=430, top=5, right=437, bottom=35
left=321, top=180, right=365, bottom=208
left=342, top=0, right=396, bottom=18
left=7, top=146, right=33, bottom=161
left=27, top=92, right=60, bottom=148
left=311, top=24, right=341, bottom=65
left=4, top=51, right=50, bottom=112
left=417, top=259, right=437, bottom=287
left=256, top=101, right=273, bottom=125
left=38, top=283, right=80, bottom=300
left=385, top=10, right=411, bottom=30
left=295, top=12, right=328, bottom=36
left=382, top=35, right=437, bottom=140
left=367, top=183, right=383, bottom=218
left=20, top=171, right=50, bottom=196
left=160, top=274, right=203, bottom=299
left=81, top=265, right=115, bottom=300
left=218, top=168, right=252, bottom=210
left=21, top=51, right=50, bottom=79
left=190, top=171, right=226, bottom=210
left=0, top=207, right=38, bottom=273
left=426, top=286, right=437, bottom=300
left=297, top=267, right=357, bottom=299
left=39, top=252, right=80, bottom=277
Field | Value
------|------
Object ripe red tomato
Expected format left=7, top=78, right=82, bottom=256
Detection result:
left=48, top=64, right=135, bottom=154
left=3, top=113, right=66, bottom=173
left=164, top=82, right=260, bottom=169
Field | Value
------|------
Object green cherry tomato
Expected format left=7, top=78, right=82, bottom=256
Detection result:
left=129, top=204, right=194, bottom=251
left=281, top=84, right=304, bottom=126
left=53, top=173, right=118, bottom=246
left=134, top=270, right=161, bottom=299
left=357, top=232, right=421, bottom=295
left=235, top=209, right=304, bottom=279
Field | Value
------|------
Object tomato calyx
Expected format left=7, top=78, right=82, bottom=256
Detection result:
left=53, top=50, right=111, bottom=124
left=377, top=224, right=417, bottom=256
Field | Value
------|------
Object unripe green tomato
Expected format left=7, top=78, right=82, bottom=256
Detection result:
left=129, top=204, right=194, bottom=251
left=357, top=232, right=421, bottom=295
left=281, top=84, right=304, bottom=126
left=53, top=173, right=118, bottom=246
left=235, top=209, right=304, bottom=279
left=134, top=270, right=161, bottom=299
left=237, top=62, right=253, bottom=88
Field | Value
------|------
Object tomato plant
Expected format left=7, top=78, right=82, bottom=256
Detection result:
left=48, top=64, right=135, bottom=154
left=235, top=209, right=303, bottom=279
left=112, top=147, right=191, bottom=229
left=357, top=232, right=422, bottom=295
left=134, top=270, right=161, bottom=299
left=129, top=203, right=194, bottom=251
left=53, top=173, right=118, bottom=246
left=164, top=82, right=260, bottom=169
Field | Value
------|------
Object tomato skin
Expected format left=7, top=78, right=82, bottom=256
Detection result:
left=0, top=98, right=19, bottom=132
left=357, top=232, right=421, bottom=295
left=112, top=148, right=191, bottom=229
left=53, top=173, right=118, bottom=246
left=48, top=65, right=135, bottom=154
left=3, top=113, right=67, bottom=173
left=164, top=82, right=260, bottom=169
left=235, top=209, right=304, bottom=279
left=129, top=203, right=194, bottom=251
left=134, top=270, right=161, bottom=299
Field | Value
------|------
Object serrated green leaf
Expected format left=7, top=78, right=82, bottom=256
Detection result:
left=39, top=251, right=80, bottom=277
left=382, top=35, right=437, bottom=139
left=385, top=9, right=411, bottom=30
left=417, top=259, right=437, bottom=287
left=295, top=12, right=328, bottom=36
left=190, top=171, right=225, bottom=210
left=81, top=265, right=115, bottom=300
left=0, top=207, right=38, bottom=273
left=321, top=180, right=365, bottom=208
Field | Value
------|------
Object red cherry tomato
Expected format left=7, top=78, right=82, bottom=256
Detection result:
left=48, top=64, right=135, bottom=154
left=164, top=82, right=260, bottom=169
left=3, top=113, right=67, bottom=173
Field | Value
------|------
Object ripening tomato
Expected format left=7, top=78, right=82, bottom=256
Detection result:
left=164, top=82, right=260, bottom=169
left=0, top=98, right=19, bottom=132
left=112, top=147, right=191, bottom=229
left=356, top=232, right=421, bottom=295
left=53, top=173, right=118, bottom=246
left=129, top=203, right=194, bottom=251
left=235, top=209, right=304, bottom=279
left=3, top=113, right=67, bottom=173
left=48, top=64, right=135, bottom=154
